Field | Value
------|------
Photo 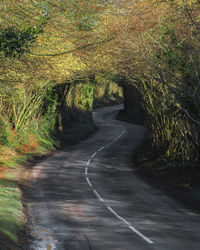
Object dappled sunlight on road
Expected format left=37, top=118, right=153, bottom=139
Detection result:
left=23, top=106, right=200, bottom=250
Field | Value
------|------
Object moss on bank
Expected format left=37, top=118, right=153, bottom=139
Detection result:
left=133, top=139, right=200, bottom=212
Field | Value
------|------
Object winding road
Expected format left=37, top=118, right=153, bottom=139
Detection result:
left=26, top=105, right=200, bottom=250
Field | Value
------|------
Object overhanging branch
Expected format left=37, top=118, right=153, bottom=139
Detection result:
left=29, top=35, right=115, bottom=57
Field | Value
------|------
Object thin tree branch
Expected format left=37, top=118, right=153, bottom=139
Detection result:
left=185, top=7, right=200, bottom=34
left=29, top=35, right=115, bottom=57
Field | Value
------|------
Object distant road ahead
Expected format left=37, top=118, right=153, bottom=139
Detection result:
left=26, top=105, right=200, bottom=250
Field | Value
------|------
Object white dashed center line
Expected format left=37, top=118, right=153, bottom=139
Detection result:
left=84, top=128, right=154, bottom=244
left=86, top=176, right=92, bottom=187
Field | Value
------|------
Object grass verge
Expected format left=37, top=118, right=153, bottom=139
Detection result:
left=0, top=168, right=24, bottom=250
left=0, top=142, right=57, bottom=250
left=0, top=116, right=96, bottom=250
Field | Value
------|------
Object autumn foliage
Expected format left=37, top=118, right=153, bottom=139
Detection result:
left=105, top=0, right=200, bottom=164
left=0, top=0, right=200, bottom=171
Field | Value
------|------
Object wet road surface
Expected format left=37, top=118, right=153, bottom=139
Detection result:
left=25, top=105, right=200, bottom=250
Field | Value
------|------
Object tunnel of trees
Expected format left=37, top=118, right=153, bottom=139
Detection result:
left=1, top=0, right=199, bottom=164
left=0, top=0, right=200, bottom=247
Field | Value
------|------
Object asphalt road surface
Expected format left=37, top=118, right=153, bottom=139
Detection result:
left=26, top=105, right=200, bottom=250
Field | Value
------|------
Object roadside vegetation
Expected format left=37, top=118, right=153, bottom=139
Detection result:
left=0, top=1, right=122, bottom=248
left=0, top=0, right=199, bottom=248
left=108, top=0, right=200, bottom=209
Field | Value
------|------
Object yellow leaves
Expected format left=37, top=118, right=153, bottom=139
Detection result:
left=164, top=0, right=199, bottom=6
left=48, top=54, right=86, bottom=82
left=0, top=66, right=27, bottom=85
left=30, top=33, right=86, bottom=81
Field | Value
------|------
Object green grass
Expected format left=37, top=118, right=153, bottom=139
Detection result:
left=0, top=128, right=57, bottom=250
left=0, top=115, right=95, bottom=250
left=0, top=78, right=123, bottom=249
left=0, top=169, right=24, bottom=250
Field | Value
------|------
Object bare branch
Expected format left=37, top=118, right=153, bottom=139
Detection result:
left=29, top=35, right=115, bottom=57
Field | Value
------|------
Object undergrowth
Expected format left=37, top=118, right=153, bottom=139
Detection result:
left=133, top=138, right=200, bottom=211
left=0, top=74, right=122, bottom=249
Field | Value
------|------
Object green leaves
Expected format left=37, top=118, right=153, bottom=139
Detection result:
left=0, top=18, right=46, bottom=58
